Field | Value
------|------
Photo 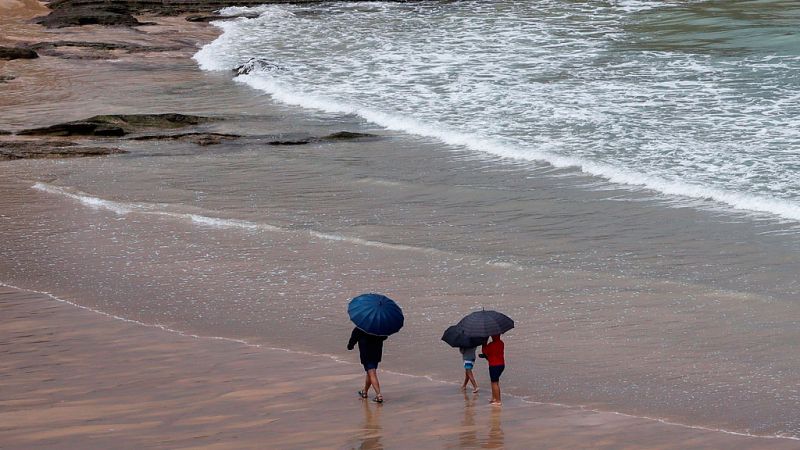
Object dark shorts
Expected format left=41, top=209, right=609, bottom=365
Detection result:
left=489, top=365, right=505, bottom=382
left=363, top=361, right=379, bottom=371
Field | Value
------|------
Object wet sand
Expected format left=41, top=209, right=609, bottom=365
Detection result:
left=3, top=284, right=797, bottom=449
left=3, top=1, right=800, bottom=447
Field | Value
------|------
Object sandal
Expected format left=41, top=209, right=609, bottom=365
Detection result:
left=372, top=395, right=383, bottom=404
left=358, top=390, right=368, bottom=399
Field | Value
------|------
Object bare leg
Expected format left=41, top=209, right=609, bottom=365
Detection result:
left=490, top=381, right=501, bottom=405
left=467, top=369, right=479, bottom=393
left=461, top=371, right=469, bottom=391
left=363, top=372, right=372, bottom=396
left=367, top=369, right=382, bottom=400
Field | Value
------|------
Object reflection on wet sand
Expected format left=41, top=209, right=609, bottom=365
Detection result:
left=458, top=392, right=477, bottom=446
left=453, top=392, right=504, bottom=449
left=486, top=407, right=504, bottom=449
left=359, top=400, right=383, bottom=450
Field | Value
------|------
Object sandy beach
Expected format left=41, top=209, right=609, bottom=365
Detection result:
left=4, top=284, right=798, bottom=449
left=3, top=0, right=800, bottom=448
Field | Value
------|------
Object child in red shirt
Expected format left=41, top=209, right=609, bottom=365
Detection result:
left=480, top=335, right=505, bottom=405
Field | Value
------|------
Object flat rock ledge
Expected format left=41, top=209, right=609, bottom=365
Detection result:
left=0, top=140, right=127, bottom=160
left=29, top=41, right=183, bottom=59
left=267, top=131, right=382, bottom=146
left=35, top=0, right=338, bottom=29
left=129, top=132, right=240, bottom=146
left=35, top=4, right=142, bottom=28
left=17, top=114, right=218, bottom=137
left=0, top=47, right=39, bottom=60
left=186, top=12, right=261, bottom=22
left=46, top=0, right=329, bottom=16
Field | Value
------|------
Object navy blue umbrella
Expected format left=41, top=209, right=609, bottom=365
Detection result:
left=348, top=293, right=404, bottom=336
left=441, top=324, right=488, bottom=348
left=456, top=310, right=514, bottom=338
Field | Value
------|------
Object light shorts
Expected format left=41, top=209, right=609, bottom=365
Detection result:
left=464, top=359, right=475, bottom=370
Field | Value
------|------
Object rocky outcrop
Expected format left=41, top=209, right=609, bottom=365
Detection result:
left=186, top=12, right=261, bottom=22
left=323, top=131, right=379, bottom=140
left=0, top=140, right=127, bottom=160
left=29, top=41, right=182, bottom=59
left=35, top=5, right=142, bottom=28
left=31, top=41, right=181, bottom=54
left=0, top=47, right=39, bottom=60
left=33, top=0, right=372, bottom=29
left=18, top=121, right=126, bottom=137
left=17, top=114, right=218, bottom=137
left=233, top=58, right=284, bottom=76
left=267, top=131, right=380, bottom=145
left=45, top=0, right=323, bottom=15
left=0, top=76, right=14, bottom=84
left=129, top=132, right=240, bottom=146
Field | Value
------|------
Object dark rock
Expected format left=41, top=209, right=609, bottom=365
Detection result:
left=31, top=41, right=181, bottom=54
left=0, top=46, right=39, bottom=60
left=0, top=130, right=11, bottom=135
left=17, top=122, right=126, bottom=137
left=0, top=76, right=14, bottom=83
left=266, top=131, right=380, bottom=146
left=19, top=122, right=126, bottom=137
left=322, top=131, right=379, bottom=140
left=0, top=140, right=127, bottom=160
left=267, top=138, right=312, bottom=146
left=18, top=114, right=217, bottom=137
left=233, top=58, right=283, bottom=76
left=185, top=14, right=217, bottom=22
left=186, top=12, right=260, bottom=22
left=129, top=132, right=240, bottom=145
left=46, top=0, right=325, bottom=16
left=93, top=113, right=215, bottom=129
left=35, top=5, right=141, bottom=28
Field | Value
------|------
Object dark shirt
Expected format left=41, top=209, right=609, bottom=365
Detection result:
left=347, top=327, right=387, bottom=364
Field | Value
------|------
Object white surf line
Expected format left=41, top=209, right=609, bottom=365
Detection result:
left=1, top=279, right=797, bottom=442
left=30, top=183, right=532, bottom=270
left=31, top=182, right=454, bottom=257
left=229, top=73, right=800, bottom=224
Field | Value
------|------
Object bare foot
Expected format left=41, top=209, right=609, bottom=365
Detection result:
left=490, top=401, right=502, bottom=407
left=472, top=386, right=480, bottom=393
left=460, top=385, right=467, bottom=392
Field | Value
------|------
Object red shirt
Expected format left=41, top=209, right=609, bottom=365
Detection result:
left=482, top=338, right=505, bottom=366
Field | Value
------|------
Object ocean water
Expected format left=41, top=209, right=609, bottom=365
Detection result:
left=195, top=0, right=800, bottom=222
left=3, top=0, right=800, bottom=442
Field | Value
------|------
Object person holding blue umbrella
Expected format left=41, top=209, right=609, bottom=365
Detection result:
left=347, top=293, right=404, bottom=404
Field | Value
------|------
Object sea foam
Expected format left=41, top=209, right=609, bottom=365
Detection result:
left=193, top=2, right=800, bottom=223
left=235, top=74, right=800, bottom=222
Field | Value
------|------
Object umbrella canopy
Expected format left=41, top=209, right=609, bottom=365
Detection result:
left=347, top=293, right=404, bottom=336
left=456, top=310, right=514, bottom=338
left=441, top=324, right=488, bottom=348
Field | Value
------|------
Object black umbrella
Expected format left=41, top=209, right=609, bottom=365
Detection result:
left=441, top=324, right=488, bottom=348
left=456, top=310, right=514, bottom=338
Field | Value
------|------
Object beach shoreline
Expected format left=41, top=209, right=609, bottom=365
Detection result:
left=4, top=283, right=799, bottom=449
left=3, top=1, right=800, bottom=447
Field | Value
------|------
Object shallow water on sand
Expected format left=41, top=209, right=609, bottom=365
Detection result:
left=2, top=3, right=800, bottom=441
